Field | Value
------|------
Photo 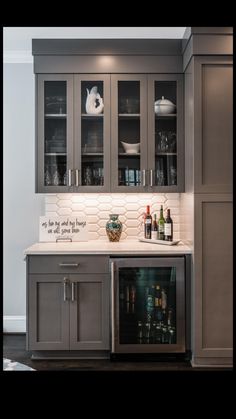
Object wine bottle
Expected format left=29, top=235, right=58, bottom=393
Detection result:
left=164, top=209, right=173, bottom=241
left=154, top=284, right=162, bottom=322
left=144, top=205, right=152, bottom=239
left=161, top=288, right=167, bottom=310
left=152, top=214, right=158, bottom=240
left=158, top=205, right=165, bottom=240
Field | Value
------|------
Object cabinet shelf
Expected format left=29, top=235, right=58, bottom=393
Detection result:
left=118, top=114, right=140, bottom=119
left=119, top=153, right=140, bottom=157
left=81, top=114, right=104, bottom=119
left=45, top=163, right=66, bottom=167
left=156, top=153, right=177, bottom=156
left=82, top=153, right=104, bottom=156
left=45, top=114, right=67, bottom=118
left=45, top=153, right=67, bottom=156
left=155, top=114, right=176, bottom=118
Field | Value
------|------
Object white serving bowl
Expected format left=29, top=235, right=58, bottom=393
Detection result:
left=121, top=141, right=140, bottom=154
left=154, top=96, right=176, bottom=115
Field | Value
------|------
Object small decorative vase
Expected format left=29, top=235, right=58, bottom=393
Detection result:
left=106, top=214, right=122, bottom=242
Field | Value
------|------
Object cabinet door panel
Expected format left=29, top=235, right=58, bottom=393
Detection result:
left=148, top=74, right=184, bottom=192
left=74, top=74, right=110, bottom=192
left=194, top=57, right=233, bottom=193
left=28, top=275, right=69, bottom=350
left=111, top=74, right=148, bottom=192
left=70, top=274, right=110, bottom=350
left=77, top=282, right=102, bottom=341
left=37, top=74, right=74, bottom=193
left=194, top=194, right=233, bottom=358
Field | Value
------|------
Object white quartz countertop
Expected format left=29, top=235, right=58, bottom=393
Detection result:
left=24, top=240, right=192, bottom=255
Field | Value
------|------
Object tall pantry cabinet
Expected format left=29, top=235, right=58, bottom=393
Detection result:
left=183, top=27, right=233, bottom=366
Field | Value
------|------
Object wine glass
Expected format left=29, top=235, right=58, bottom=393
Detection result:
left=57, top=96, right=66, bottom=114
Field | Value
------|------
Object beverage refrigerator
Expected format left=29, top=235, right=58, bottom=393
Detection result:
left=110, top=257, right=187, bottom=354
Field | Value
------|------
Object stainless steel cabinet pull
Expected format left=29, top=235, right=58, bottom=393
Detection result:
left=142, top=169, right=146, bottom=187
left=71, top=282, right=75, bottom=302
left=150, top=169, right=153, bottom=187
left=63, top=277, right=68, bottom=301
left=75, top=169, right=79, bottom=187
left=68, top=169, right=73, bottom=186
left=59, top=263, right=79, bottom=267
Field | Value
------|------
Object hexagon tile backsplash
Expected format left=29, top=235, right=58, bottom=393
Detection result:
left=45, top=193, right=180, bottom=241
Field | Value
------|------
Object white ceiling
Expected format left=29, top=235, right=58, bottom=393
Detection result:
left=4, top=27, right=186, bottom=51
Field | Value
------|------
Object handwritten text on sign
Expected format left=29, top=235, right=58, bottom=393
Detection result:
left=39, top=216, right=88, bottom=242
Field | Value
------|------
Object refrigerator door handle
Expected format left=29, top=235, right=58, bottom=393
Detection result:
left=111, top=261, right=115, bottom=353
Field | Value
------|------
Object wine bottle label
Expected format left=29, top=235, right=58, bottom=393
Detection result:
left=152, top=231, right=158, bottom=240
left=159, top=224, right=164, bottom=233
left=161, top=291, right=167, bottom=309
left=164, top=224, right=172, bottom=236
left=145, top=219, right=151, bottom=224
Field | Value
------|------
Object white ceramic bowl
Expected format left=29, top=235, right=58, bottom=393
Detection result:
left=121, top=141, right=140, bottom=154
left=154, top=96, right=176, bottom=115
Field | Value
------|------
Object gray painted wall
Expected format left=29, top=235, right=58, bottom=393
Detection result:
left=3, top=63, right=44, bottom=321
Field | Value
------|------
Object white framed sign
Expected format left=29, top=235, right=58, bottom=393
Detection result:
left=39, top=216, right=88, bottom=242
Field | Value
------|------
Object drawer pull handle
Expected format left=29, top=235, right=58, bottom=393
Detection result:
left=71, top=282, right=75, bottom=302
left=63, top=277, right=69, bottom=301
left=59, top=263, right=79, bottom=267
left=142, top=169, right=146, bottom=187
left=68, top=169, right=73, bottom=187
left=150, top=169, right=153, bottom=187
left=75, top=169, right=80, bottom=187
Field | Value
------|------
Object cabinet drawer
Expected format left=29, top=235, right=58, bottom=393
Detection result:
left=28, top=255, right=109, bottom=274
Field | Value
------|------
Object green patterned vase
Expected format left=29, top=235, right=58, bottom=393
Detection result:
left=106, top=214, right=122, bottom=242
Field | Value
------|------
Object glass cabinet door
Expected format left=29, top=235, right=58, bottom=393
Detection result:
left=111, top=75, right=148, bottom=192
left=37, top=74, right=73, bottom=193
left=112, top=257, right=185, bottom=353
left=74, top=75, right=110, bottom=192
left=148, top=75, right=184, bottom=192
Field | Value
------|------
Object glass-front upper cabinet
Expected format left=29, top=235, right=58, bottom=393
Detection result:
left=111, top=75, right=147, bottom=192
left=74, top=75, right=110, bottom=192
left=148, top=74, right=184, bottom=192
left=36, top=74, right=183, bottom=193
left=37, top=75, right=74, bottom=193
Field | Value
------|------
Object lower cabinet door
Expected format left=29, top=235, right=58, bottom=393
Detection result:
left=28, top=275, right=70, bottom=350
left=69, top=274, right=110, bottom=350
left=194, top=194, right=233, bottom=363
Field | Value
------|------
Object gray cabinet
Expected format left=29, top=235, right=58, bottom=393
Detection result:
left=111, top=73, right=184, bottom=192
left=36, top=74, right=111, bottom=193
left=183, top=29, right=233, bottom=367
left=70, top=274, right=109, bottom=350
left=28, top=274, right=70, bottom=350
left=147, top=74, right=184, bottom=192
left=74, top=74, right=111, bottom=192
left=194, top=194, right=233, bottom=365
left=36, top=72, right=184, bottom=193
left=27, top=256, right=110, bottom=353
left=193, top=57, right=233, bottom=193
left=111, top=74, right=148, bottom=192
left=37, top=74, right=74, bottom=193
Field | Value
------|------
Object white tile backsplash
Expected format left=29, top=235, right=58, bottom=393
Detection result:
left=45, top=193, right=180, bottom=240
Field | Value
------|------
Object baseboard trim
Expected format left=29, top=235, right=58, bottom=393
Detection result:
left=3, top=316, right=26, bottom=333
left=191, top=359, right=233, bottom=368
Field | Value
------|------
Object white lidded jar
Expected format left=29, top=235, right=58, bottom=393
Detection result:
left=154, top=96, right=176, bottom=115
